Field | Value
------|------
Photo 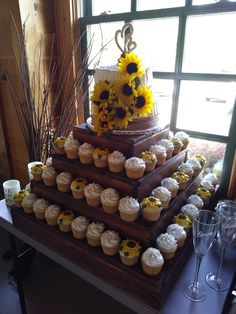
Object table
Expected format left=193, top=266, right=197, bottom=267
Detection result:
left=0, top=199, right=235, bottom=314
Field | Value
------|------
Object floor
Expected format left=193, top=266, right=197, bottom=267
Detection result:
left=0, top=227, right=135, bottom=314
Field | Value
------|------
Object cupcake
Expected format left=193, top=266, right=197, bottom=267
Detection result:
left=70, top=177, right=87, bottom=199
left=193, top=154, right=206, bottom=168
left=93, top=147, right=110, bottom=168
left=171, top=171, right=190, bottom=191
left=174, top=213, right=192, bottom=231
left=151, top=186, right=171, bottom=209
left=141, top=196, right=163, bottom=222
left=45, top=204, right=61, bottom=226
left=156, top=233, right=177, bottom=260
left=64, top=133, right=79, bottom=160
left=33, top=198, right=49, bottom=219
left=186, top=158, right=202, bottom=177
left=119, top=239, right=141, bottom=266
left=57, top=210, right=75, bottom=232
left=200, top=179, right=214, bottom=194
left=203, top=173, right=218, bottom=186
left=78, top=142, right=94, bottom=164
left=177, top=162, right=194, bottom=180
left=158, top=139, right=174, bottom=159
left=14, top=190, right=29, bottom=208
left=100, top=188, right=120, bottom=214
left=108, top=151, right=126, bottom=173
left=86, top=222, right=105, bottom=247
left=42, top=166, right=57, bottom=186
left=125, top=157, right=146, bottom=179
left=71, top=216, right=89, bottom=239
left=161, top=177, right=179, bottom=198
left=141, top=248, right=164, bottom=276
left=56, top=172, right=73, bottom=192
left=31, top=163, right=45, bottom=181
left=195, top=187, right=211, bottom=204
left=181, top=204, right=199, bottom=221
left=166, top=223, right=187, bottom=248
left=187, top=194, right=204, bottom=209
left=100, top=230, right=121, bottom=256
left=84, top=183, right=104, bottom=207
left=22, top=193, right=38, bottom=214
left=175, top=131, right=190, bottom=150
left=170, top=137, right=183, bottom=155
left=118, top=196, right=140, bottom=222
left=139, top=151, right=157, bottom=173
left=149, top=145, right=167, bottom=166
left=54, top=136, right=67, bottom=155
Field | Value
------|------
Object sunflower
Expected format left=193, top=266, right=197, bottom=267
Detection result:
left=133, top=86, right=153, bottom=118
left=93, top=113, right=114, bottom=135
left=113, top=105, right=133, bottom=129
left=92, top=101, right=114, bottom=117
left=91, top=81, right=112, bottom=102
left=113, top=78, right=137, bottom=105
left=118, top=52, right=144, bottom=79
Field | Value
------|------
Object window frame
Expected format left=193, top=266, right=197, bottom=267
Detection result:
left=79, top=0, right=236, bottom=197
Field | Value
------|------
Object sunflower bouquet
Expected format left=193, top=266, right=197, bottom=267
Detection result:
left=91, top=52, right=154, bottom=135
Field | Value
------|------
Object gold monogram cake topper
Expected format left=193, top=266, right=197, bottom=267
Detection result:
left=115, top=22, right=137, bottom=55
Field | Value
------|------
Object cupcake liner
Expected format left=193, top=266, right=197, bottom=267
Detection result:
left=141, top=261, right=163, bottom=276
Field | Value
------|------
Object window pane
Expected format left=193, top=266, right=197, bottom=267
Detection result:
left=137, top=0, right=185, bottom=10
left=176, top=80, right=236, bottom=136
left=188, top=138, right=226, bottom=180
left=92, top=0, right=130, bottom=16
left=152, top=79, right=173, bottom=128
left=183, top=13, right=236, bottom=74
left=192, top=0, right=219, bottom=4
left=87, top=22, right=124, bottom=69
left=132, top=18, right=179, bottom=72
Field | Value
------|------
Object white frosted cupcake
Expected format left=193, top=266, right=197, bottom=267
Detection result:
left=108, top=151, right=126, bottom=173
left=86, top=222, right=105, bottom=247
left=42, top=166, right=57, bottom=186
left=156, top=233, right=177, bottom=260
left=181, top=204, right=199, bottom=220
left=84, top=183, right=104, bottom=207
left=56, top=172, right=73, bottom=192
left=200, top=179, right=214, bottom=194
left=100, top=188, right=120, bottom=214
left=22, top=193, right=38, bottom=214
left=64, top=133, right=79, bottom=160
left=175, top=131, right=190, bottom=150
left=33, top=198, right=49, bottom=219
left=166, top=223, right=187, bottom=248
left=125, top=157, right=146, bottom=179
left=141, top=248, right=164, bottom=276
left=45, top=204, right=60, bottom=226
left=177, top=162, right=194, bottom=180
left=186, top=158, right=202, bottom=177
left=118, top=196, right=140, bottom=222
left=71, top=216, right=89, bottom=239
left=78, top=142, right=94, bottom=164
left=151, top=186, right=171, bottom=209
left=187, top=194, right=204, bottom=209
left=158, top=139, right=174, bottom=159
left=149, top=145, right=167, bottom=166
left=161, top=177, right=179, bottom=198
left=203, top=173, right=218, bottom=186
left=100, top=230, right=121, bottom=256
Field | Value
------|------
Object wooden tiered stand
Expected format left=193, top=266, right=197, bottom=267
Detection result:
left=11, top=124, right=203, bottom=309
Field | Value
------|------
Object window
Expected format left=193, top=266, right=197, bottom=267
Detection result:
left=80, top=0, right=236, bottom=197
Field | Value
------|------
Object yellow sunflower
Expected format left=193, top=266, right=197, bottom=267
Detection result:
left=91, top=81, right=112, bottom=102
left=118, top=52, right=144, bottom=79
left=113, top=105, right=133, bottom=129
left=92, top=101, right=114, bottom=117
left=113, top=78, right=137, bottom=104
left=133, top=86, right=153, bottom=118
left=93, top=114, right=114, bottom=135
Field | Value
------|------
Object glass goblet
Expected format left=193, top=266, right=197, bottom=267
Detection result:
left=183, top=210, right=220, bottom=302
left=206, top=200, right=236, bottom=291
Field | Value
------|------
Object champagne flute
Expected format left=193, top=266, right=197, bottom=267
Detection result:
left=206, top=200, right=236, bottom=291
left=183, top=210, right=220, bottom=302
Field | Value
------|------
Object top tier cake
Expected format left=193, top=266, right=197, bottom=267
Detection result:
left=89, top=23, right=159, bottom=136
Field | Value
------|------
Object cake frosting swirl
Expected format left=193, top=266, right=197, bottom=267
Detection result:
left=118, top=196, right=140, bottom=214
left=166, top=224, right=186, bottom=241
left=71, top=216, right=89, bottom=232
left=79, top=142, right=94, bottom=155
left=100, top=230, right=121, bottom=247
left=86, top=222, right=105, bottom=237
left=187, top=194, right=204, bottom=209
left=100, top=188, right=119, bottom=206
left=156, top=233, right=177, bottom=252
left=125, top=157, right=146, bottom=170
left=56, top=172, right=73, bottom=184
left=108, top=151, right=126, bottom=164
left=141, top=248, right=164, bottom=267
left=84, top=183, right=104, bottom=198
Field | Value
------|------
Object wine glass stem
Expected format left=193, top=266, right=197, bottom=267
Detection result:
left=215, top=245, right=226, bottom=282
left=193, top=254, right=203, bottom=290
